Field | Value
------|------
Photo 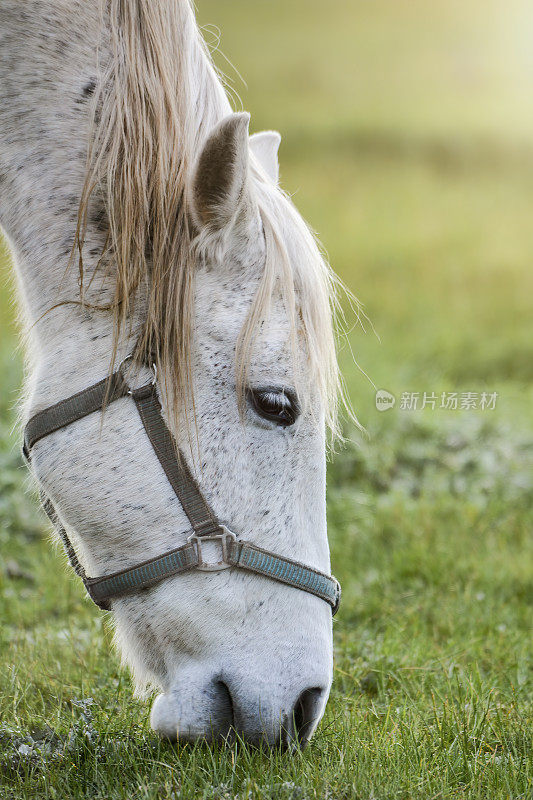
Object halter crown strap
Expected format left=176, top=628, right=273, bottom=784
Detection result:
left=23, top=366, right=341, bottom=614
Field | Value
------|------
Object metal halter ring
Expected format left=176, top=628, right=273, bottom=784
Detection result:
left=118, top=353, right=157, bottom=395
left=188, top=526, right=237, bottom=571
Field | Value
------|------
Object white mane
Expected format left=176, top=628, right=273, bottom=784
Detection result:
left=75, top=0, right=341, bottom=435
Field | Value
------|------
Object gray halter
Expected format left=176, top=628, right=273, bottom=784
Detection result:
left=22, top=359, right=341, bottom=614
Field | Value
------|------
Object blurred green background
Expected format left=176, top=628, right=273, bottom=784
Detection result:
left=196, top=0, right=533, bottom=420
left=1, top=1, right=532, bottom=798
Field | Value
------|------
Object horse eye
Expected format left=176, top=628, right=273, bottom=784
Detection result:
left=248, top=388, right=299, bottom=427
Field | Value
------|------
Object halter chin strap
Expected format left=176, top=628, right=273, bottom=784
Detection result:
left=23, top=363, right=340, bottom=614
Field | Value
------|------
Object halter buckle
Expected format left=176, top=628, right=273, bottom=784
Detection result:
left=188, top=526, right=237, bottom=571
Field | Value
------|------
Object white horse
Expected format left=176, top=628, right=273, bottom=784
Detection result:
left=0, top=0, right=343, bottom=746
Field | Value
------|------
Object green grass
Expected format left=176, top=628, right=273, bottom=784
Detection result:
left=1, top=1, right=533, bottom=797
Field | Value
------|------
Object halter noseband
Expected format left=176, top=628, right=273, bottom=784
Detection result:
left=22, top=360, right=340, bottom=614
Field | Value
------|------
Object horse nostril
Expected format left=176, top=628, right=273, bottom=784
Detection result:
left=288, top=687, right=325, bottom=746
left=215, top=680, right=234, bottom=730
left=151, top=679, right=235, bottom=742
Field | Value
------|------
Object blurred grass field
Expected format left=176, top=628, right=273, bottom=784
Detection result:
left=1, top=1, right=532, bottom=798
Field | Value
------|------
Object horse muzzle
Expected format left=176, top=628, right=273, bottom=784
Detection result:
left=150, top=669, right=330, bottom=748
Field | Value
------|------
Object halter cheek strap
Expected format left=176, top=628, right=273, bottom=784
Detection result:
left=23, top=365, right=341, bottom=615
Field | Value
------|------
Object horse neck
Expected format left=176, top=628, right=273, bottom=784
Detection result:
left=1, top=102, right=116, bottom=410
left=0, top=0, right=230, bottom=412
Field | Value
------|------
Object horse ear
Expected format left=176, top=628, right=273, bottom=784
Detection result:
left=249, top=131, right=281, bottom=183
left=190, top=112, right=252, bottom=232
